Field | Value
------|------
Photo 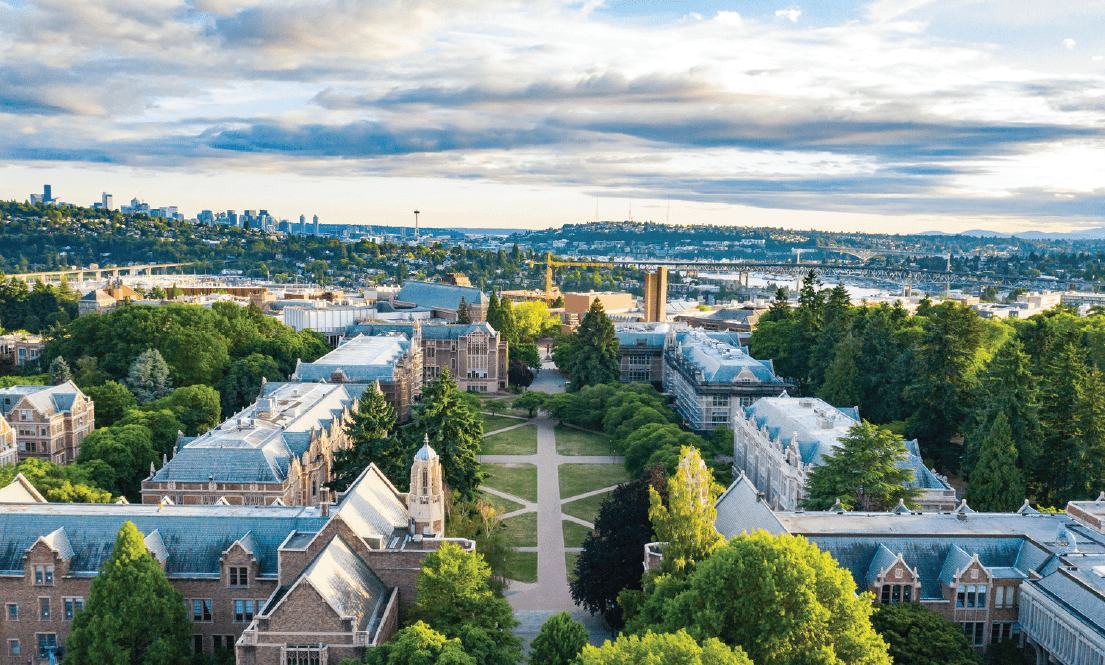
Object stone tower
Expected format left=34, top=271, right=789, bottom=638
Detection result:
left=409, top=435, right=445, bottom=536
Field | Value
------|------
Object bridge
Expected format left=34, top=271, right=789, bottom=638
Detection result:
left=5, top=263, right=202, bottom=286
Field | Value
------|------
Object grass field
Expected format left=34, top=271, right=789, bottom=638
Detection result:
left=554, top=425, right=615, bottom=456
left=480, top=491, right=526, bottom=515
left=565, top=552, right=580, bottom=585
left=559, top=463, right=629, bottom=500
left=481, top=425, right=538, bottom=455
left=562, top=520, right=592, bottom=548
left=482, top=414, right=529, bottom=433
left=481, top=396, right=531, bottom=418
left=560, top=491, right=609, bottom=524
left=508, top=551, right=538, bottom=583
left=482, top=463, right=538, bottom=503
left=502, top=512, right=538, bottom=547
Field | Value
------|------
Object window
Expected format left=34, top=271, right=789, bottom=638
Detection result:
left=903, top=585, right=912, bottom=602
left=39, top=598, right=49, bottom=620
left=63, top=598, right=83, bottom=620
left=194, top=635, right=204, bottom=654
left=961, top=622, right=984, bottom=646
left=286, top=645, right=323, bottom=665
left=6, top=603, right=16, bottom=620
left=1006, top=586, right=1017, bottom=609
left=966, top=585, right=977, bottom=608
left=891, top=585, right=901, bottom=603
left=234, top=600, right=254, bottom=622
left=956, top=585, right=965, bottom=607
left=37, top=634, right=57, bottom=659
left=230, top=567, right=248, bottom=587
left=991, top=622, right=1019, bottom=643
left=9, top=640, right=19, bottom=655
left=994, top=586, right=1005, bottom=608
left=34, top=565, right=53, bottom=585
left=977, top=586, right=987, bottom=608
left=192, top=600, right=212, bottom=622
left=311, top=481, right=317, bottom=497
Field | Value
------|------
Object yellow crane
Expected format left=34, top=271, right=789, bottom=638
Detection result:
left=539, top=252, right=615, bottom=300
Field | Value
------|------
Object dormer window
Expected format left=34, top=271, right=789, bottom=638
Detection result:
left=34, top=566, right=53, bottom=586
left=229, top=566, right=248, bottom=587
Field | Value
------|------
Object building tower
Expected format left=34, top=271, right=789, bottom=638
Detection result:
left=408, top=435, right=445, bottom=536
left=43, top=185, right=52, bottom=203
left=313, top=214, right=319, bottom=236
left=644, top=266, right=668, bottom=322
left=413, top=210, right=420, bottom=240
left=299, top=214, right=306, bottom=235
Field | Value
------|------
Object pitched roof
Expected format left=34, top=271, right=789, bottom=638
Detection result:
left=293, top=334, right=412, bottom=384
left=299, top=536, right=390, bottom=631
left=714, top=473, right=785, bottom=537
left=0, top=473, right=47, bottom=503
left=0, top=381, right=88, bottom=418
left=333, top=465, right=410, bottom=544
left=670, top=329, right=782, bottom=385
left=866, top=544, right=900, bottom=585
left=397, top=281, right=485, bottom=310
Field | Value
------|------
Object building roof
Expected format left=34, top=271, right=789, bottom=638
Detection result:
left=332, top=465, right=411, bottom=545
left=714, top=473, right=785, bottom=537
left=397, top=281, right=485, bottom=310
left=669, top=329, right=782, bottom=385
left=0, top=473, right=47, bottom=503
left=0, top=381, right=88, bottom=418
left=79, top=289, right=114, bottom=303
left=293, top=334, right=413, bottom=383
left=298, top=536, right=390, bottom=631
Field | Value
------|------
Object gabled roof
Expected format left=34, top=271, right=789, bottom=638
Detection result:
left=671, top=330, right=782, bottom=385
left=866, top=544, right=900, bottom=585
left=40, top=527, right=74, bottom=561
left=397, top=281, right=485, bottom=310
left=0, top=381, right=88, bottom=418
left=714, top=473, right=785, bottom=537
left=0, top=473, right=47, bottom=503
left=938, top=545, right=974, bottom=586
left=299, top=536, right=390, bottom=631
left=333, top=464, right=410, bottom=544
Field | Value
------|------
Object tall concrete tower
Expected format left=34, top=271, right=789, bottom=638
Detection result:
left=408, top=435, right=445, bottom=536
left=413, top=210, right=420, bottom=240
left=299, top=214, right=306, bottom=235
left=644, top=267, right=668, bottom=322
left=313, top=214, right=319, bottom=236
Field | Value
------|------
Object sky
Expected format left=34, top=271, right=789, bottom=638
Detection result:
left=1, top=0, right=1104, bottom=234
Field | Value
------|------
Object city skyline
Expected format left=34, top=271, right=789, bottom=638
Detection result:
left=1, top=0, right=1104, bottom=234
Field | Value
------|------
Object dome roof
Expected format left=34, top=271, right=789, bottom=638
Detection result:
left=414, top=436, right=438, bottom=462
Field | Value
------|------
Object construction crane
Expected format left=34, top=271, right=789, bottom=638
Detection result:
left=539, top=252, right=615, bottom=299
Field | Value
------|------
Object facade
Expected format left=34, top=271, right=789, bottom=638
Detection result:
left=614, top=323, right=670, bottom=385
left=141, top=382, right=365, bottom=506
left=346, top=322, right=509, bottom=393
left=0, top=382, right=95, bottom=465
left=731, top=396, right=956, bottom=512
left=290, top=333, right=423, bottom=422
left=0, top=334, right=45, bottom=368
left=673, top=306, right=767, bottom=333
left=394, top=281, right=487, bottom=322
left=0, top=417, right=15, bottom=468
left=77, top=285, right=142, bottom=317
left=562, top=291, right=635, bottom=319
left=642, top=268, right=668, bottom=322
left=0, top=456, right=467, bottom=665
left=712, top=478, right=1105, bottom=660
left=663, top=328, right=791, bottom=431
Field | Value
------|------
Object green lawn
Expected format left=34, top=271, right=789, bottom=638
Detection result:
left=508, top=551, right=538, bottom=583
left=555, top=425, right=615, bottom=456
left=480, top=491, right=525, bottom=516
left=481, top=396, right=531, bottom=418
left=502, top=512, right=538, bottom=547
left=481, top=424, right=538, bottom=455
left=565, top=552, right=580, bottom=585
left=559, top=463, right=629, bottom=500
left=561, top=491, right=609, bottom=524
left=562, top=520, right=592, bottom=549
left=482, top=463, right=538, bottom=503
left=483, top=414, right=529, bottom=433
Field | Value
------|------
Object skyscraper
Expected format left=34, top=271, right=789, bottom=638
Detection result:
left=313, top=215, right=319, bottom=235
left=102, top=193, right=114, bottom=211
left=43, top=185, right=52, bottom=203
left=299, top=214, right=306, bottom=235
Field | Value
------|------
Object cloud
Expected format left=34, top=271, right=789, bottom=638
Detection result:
left=1064, top=38, right=1077, bottom=50
left=775, top=9, right=801, bottom=23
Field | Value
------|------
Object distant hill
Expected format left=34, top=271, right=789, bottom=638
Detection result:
left=922, top=228, right=1105, bottom=240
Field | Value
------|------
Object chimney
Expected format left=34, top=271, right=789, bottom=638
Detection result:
left=320, top=501, right=330, bottom=517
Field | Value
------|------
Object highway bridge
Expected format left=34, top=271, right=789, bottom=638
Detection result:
left=5, top=263, right=202, bottom=285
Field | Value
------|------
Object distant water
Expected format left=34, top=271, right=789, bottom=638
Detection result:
left=701, top=271, right=919, bottom=300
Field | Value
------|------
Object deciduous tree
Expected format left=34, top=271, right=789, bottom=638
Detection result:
left=83, top=380, right=137, bottom=428
left=220, top=352, right=283, bottom=416
left=528, top=612, right=588, bottom=665
left=512, top=391, right=546, bottom=417
left=648, top=446, right=723, bottom=576
left=576, top=631, right=751, bottom=665
left=361, top=622, right=474, bottom=665
left=869, top=602, right=982, bottom=665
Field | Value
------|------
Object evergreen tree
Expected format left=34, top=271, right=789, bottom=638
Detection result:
left=648, top=447, right=723, bottom=576
left=125, top=348, right=172, bottom=403
left=1038, top=343, right=1088, bottom=505
left=803, top=421, right=921, bottom=511
left=66, top=522, right=191, bottom=665
left=964, top=412, right=1025, bottom=512
left=49, top=356, right=71, bottom=384
left=406, top=368, right=487, bottom=501
left=870, top=602, right=983, bottom=665
left=498, top=295, right=518, bottom=345
left=456, top=296, right=470, bottom=324
left=551, top=295, right=565, bottom=308
left=528, top=612, right=589, bottom=665
left=485, top=290, right=503, bottom=331
left=569, top=299, right=620, bottom=392
left=761, top=286, right=792, bottom=323
left=825, top=282, right=852, bottom=320
left=817, top=332, right=863, bottom=408
left=1071, top=366, right=1105, bottom=504
left=329, top=382, right=400, bottom=493
left=220, top=352, right=284, bottom=415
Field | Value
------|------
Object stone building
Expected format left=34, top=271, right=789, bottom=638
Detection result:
left=0, top=333, right=44, bottom=368
left=0, top=452, right=468, bottom=665
left=710, top=476, right=1105, bottom=659
left=614, top=324, right=668, bottom=386
left=394, top=281, right=487, bottom=322
left=141, top=382, right=364, bottom=506
left=346, top=322, right=509, bottom=393
left=0, top=417, right=15, bottom=468
left=77, top=285, right=142, bottom=316
left=0, top=381, right=95, bottom=465
left=290, top=333, right=423, bottom=422
left=731, top=395, right=956, bottom=512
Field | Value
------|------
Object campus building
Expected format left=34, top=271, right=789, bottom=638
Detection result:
left=0, top=333, right=45, bottom=368
left=731, top=395, right=957, bottom=512
left=711, top=477, right=1105, bottom=660
left=345, top=322, right=509, bottom=393
left=394, top=281, right=487, bottom=322
left=141, top=382, right=365, bottom=506
left=290, top=333, right=423, bottom=422
left=77, top=285, right=142, bottom=316
left=0, top=450, right=468, bottom=665
left=0, top=381, right=95, bottom=465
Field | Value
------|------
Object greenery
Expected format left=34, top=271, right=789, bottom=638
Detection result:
left=77, top=424, right=158, bottom=501
left=559, top=464, right=630, bottom=500
left=501, top=512, right=538, bottom=547
left=575, top=631, right=752, bottom=665
left=481, top=463, right=537, bottom=503
left=0, top=458, right=113, bottom=503
left=507, top=551, right=537, bottom=583
left=125, top=348, right=173, bottom=403
left=802, top=421, right=922, bottom=512
left=512, top=391, right=547, bottom=417
left=405, top=368, right=487, bottom=501
left=554, top=426, right=614, bottom=456
left=49, top=355, right=71, bottom=384
left=329, top=383, right=399, bottom=493
left=964, top=412, right=1026, bottom=512
left=482, top=414, right=528, bottom=433
left=528, top=612, right=589, bottom=665
left=445, top=497, right=514, bottom=597
left=479, top=491, right=525, bottom=515
left=555, top=299, right=620, bottom=391
left=621, top=531, right=892, bottom=665
left=561, top=492, right=610, bottom=524
left=869, top=603, right=983, bottom=665
left=220, top=352, right=284, bottom=415
left=360, top=621, right=474, bottom=665
left=648, top=447, right=723, bottom=576
left=480, top=425, right=538, bottom=455
left=562, top=519, right=592, bottom=548
left=66, top=522, right=191, bottom=665
left=83, top=380, right=137, bottom=427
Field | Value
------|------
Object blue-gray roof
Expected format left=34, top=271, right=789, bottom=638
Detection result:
left=0, top=381, right=87, bottom=418
left=866, top=544, right=900, bottom=585
left=1032, top=568, right=1105, bottom=638
left=397, top=281, right=485, bottom=310
left=714, top=474, right=785, bottom=537
left=670, top=330, right=782, bottom=385
left=293, top=334, right=412, bottom=384
left=615, top=331, right=666, bottom=348
left=298, top=536, right=389, bottom=631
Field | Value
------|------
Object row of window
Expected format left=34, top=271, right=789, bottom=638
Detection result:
left=188, top=598, right=266, bottom=623
left=8, top=634, right=58, bottom=659
left=960, top=621, right=1020, bottom=646
left=879, top=584, right=914, bottom=604
left=956, top=585, right=988, bottom=608
left=7, top=598, right=84, bottom=622
left=193, top=634, right=237, bottom=654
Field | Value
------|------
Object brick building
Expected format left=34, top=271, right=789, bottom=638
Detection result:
left=0, top=449, right=468, bottom=664
left=76, top=285, right=142, bottom=317
left=0, top=334, right=44, bottom=369
left=141, top=382, right=364, bottom=506
left=290, top=333, right=423, bottom=422
left=393, top=281, right=487, bottom=322
left=0, top=417, right=15, bottom=468
left=0, top=381, right=95, bottom=465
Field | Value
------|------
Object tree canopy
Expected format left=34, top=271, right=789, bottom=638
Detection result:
left=528, top=612, right=589, bottom=665
left=360, top=622, right=475, bottom=665
left=576, top=631, right=752, bottom=665
left=329, top=382, right=400, bottom=493
left=648, top=446, right=724, bottom=576
left=869, top=603, right=983, bottom=665
left=561, top=299, right=620, bottom=391
left=406, top=368, right=487, bottom=501
left=802, top=421, right=920, bottom=512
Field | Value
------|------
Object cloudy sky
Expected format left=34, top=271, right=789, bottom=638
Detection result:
left=1, top=0, right=1103, bottom=233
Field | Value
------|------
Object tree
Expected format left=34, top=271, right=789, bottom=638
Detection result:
left=83, top=381, right=137, bottom=427
left=869, top=603, right=983, bottom=665
left=77, top=424, right=158, bottom=500
left=0, top=458, right=113, bottom=503
left=72, top=354, right=109, bottom=387
left=569, top=299, right=620, bottom=391
left=511, top=341, right=542, bottom=369
left=361, top=622, right=475, bottom=665
left=817, top=332, right=863, bottom=408
left=329, top=382, right=401, bottom=493
left=220, top=353, right=283, bottom=415
left=512, top=391, right=546, bottom=417
left=761, top=286, right=792, bottom=322
left=964, top=413, right=1025, bottom=512
left=803, top=421, right=921, bottom=512
left=148, top=384, right=222, bottom=436
left=117, top=409, right=185, bottom=459
left=508, top=359, right=533, bottom=387
left=571, top=464, right=667, bottom=627
left=125, top=348, right=172, bottom=403
left=444, top=497, right=512, bottom=597
left=528, top=612, right=588, bottom=665
left=576, top=631, right=751, bottom=665
left=414, top=542, right=522, bottom=665
left=648, top=446, right=724, bottom=576
left=456, top=296, right=471, bottom=324
left=551, top=295, right=565, bottom=308
left=66, top=522, right=192, bottom=665
left=623, top=531, right=892, bottom=665
left=49, top=356, right=71, bottom=384
left=406, top=368, right=487, bottom=501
